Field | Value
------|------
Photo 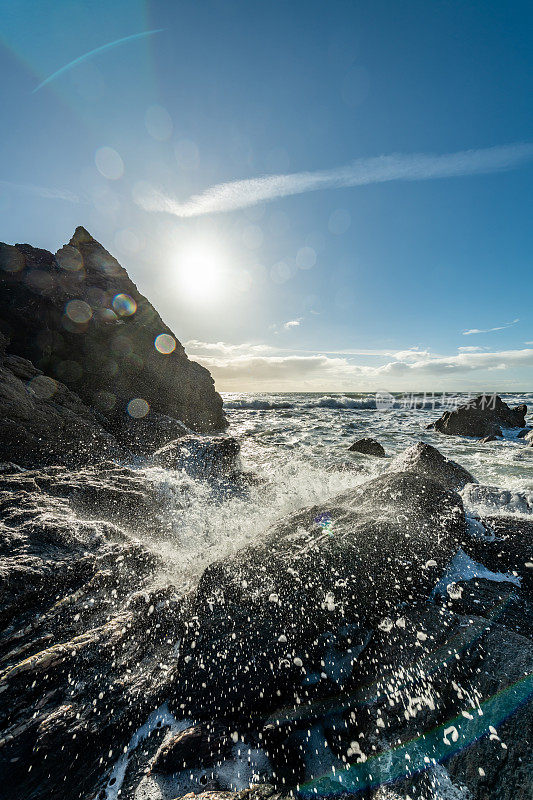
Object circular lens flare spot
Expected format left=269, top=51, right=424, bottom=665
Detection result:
left=65, top=299, right=92, bottom=324
left=27, top=375, right=57, bottom=400
left=127, top=398, right=149, bottom=418
left=112, top=293, right=137, bottom=316
left=95, top=146, right=124, bottom=180
left=154, top=333, right=176, bottom=354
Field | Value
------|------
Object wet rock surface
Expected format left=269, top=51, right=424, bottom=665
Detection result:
left=0, top=440, right=531, bottom=800
left=348, top=438, right=386, bottom=457
left=0, top=330, right=129, bottom=468
left=154, top=435, right=241, bottom=479
left=429, top=394, right=527, bottom=438
left=389, top=441, right=477, bottom=490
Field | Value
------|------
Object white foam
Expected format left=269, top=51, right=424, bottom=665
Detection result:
left=433, top=548, right=521, bottom=598
left=105, top=704, right=190, bottom=800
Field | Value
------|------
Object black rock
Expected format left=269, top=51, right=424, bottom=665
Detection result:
left=153, top=435, right=241, bottom=478
left=0, top=329, right=129, bottom=468
left=348, top=437, right=386, bottom=457
left=151, top=722, right=233, bottom=773
left=429, top=394, right=526, bottom=438
left=175, top=470, right=466, bottom=719
left=389, top=441, right=476, bottom=490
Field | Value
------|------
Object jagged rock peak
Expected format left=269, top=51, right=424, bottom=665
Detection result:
left=69, top=225, right=94, bottom=245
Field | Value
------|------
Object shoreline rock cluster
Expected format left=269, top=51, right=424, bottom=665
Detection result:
left=0, top=430, right=531, bottom=800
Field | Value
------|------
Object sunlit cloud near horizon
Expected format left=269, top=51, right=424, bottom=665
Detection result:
left=184, top=340, right=533, bottom=392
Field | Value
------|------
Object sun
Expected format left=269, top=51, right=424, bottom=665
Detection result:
left=175, top=240, right=224, bottom=302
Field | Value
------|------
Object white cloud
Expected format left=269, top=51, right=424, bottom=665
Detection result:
left=186, top=340, right=533, bottom=391
left=462, top=318, right=519, bottom=335
left=458, top=346, right=485, bottom=352
left=283, top=318, right=302, bottom=330
left=0, top=180, right=80, bottom=203
left=136, top=143, right=533, bottom=217
left=184, top=340, right=274, bottom=356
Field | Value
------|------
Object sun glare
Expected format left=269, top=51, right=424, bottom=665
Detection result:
left=175, top=241, right=224, bottom=302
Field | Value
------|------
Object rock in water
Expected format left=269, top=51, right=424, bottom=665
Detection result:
left=154, top=435, right=241, bottom=478
left=429, top=394, right=526, bottom=438
left=348, top=437, right=386, bottom=457
left=389, top=441, right=476, bottom=490
left=0, top=228, right=226, bottom=456
left=179, top=470, right=466, bottom=719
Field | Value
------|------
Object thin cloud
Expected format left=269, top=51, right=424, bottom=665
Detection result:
left=283, top=318, right=302, bottom=330
left=136, top=143, right=533, bottom=217
left=0, top=180, right=80, bottom=203
left=462, top=318, right=519, bottom=335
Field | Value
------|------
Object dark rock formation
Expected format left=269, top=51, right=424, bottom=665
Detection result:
left=151, top=722, right=234, bottom=773
left=0, top=463, right=184, bottom=800
left=0, top=227, right=226, bottom=463
left=390, top=441, right=476, bottom=490
left=154, top=435, right=241, bottom=478
left=462, top=514, right=533, bottom=592
left=516, top=427, right=531, bottom=439
left=0, top=453, right=531, bottom=800
left=348, top=437, right=386, bottom=457
left=177, top=471, right=466, bottom=720
left=429, top=394, right=527, bottom=438
left=0, top=330, right=128, bottom=467
left=480, top=434, right=498, bottom=442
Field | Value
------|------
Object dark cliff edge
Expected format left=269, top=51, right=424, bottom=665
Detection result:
left=0, top=226, right=226, bottom=465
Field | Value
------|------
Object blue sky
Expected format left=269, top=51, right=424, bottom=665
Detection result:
left=0, top=0, right=532, bottom=391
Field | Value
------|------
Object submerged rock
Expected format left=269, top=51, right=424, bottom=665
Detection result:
left=462, top=482, right=533, bottom=515
left=0, top=228, right=226, bottom=462
left=429, top=394, right=526, bottom=438
left=348, top=437, right=386, bottom=457
left=389, top=441, right=476, bottom=490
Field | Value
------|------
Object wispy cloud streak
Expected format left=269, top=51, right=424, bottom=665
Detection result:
left=137, top=143, right=533, bottom=217
left=0, top=180, right=80, bottom=203
left=462, top=318, right=519, bottom=335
